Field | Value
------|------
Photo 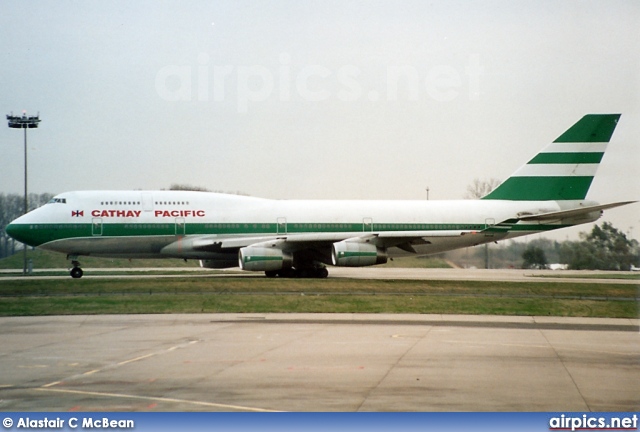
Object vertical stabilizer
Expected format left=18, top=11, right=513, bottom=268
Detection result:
left=483, top=114, right=621, bottom=201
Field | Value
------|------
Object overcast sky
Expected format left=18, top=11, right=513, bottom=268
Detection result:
left=1, top=0, right=638, bottom=240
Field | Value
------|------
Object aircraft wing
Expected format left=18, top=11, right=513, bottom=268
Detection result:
left=234, top=230, right=483, bottom=260
left=243, top=230, right=474, bottom=249
left=162, top=229, right=483, bottom=256
left=164, top=201, right=637, bottom=260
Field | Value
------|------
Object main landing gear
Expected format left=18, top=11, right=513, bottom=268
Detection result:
left=68, top=256, right=84, bottom=279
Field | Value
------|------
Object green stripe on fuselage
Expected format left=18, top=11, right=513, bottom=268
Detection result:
left=5, top=224, right=91, bottom=247
left=7, top=220, right=570, bottom=249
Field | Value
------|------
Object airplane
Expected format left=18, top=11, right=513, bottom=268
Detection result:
left=5, top=114, right=635, bottom=279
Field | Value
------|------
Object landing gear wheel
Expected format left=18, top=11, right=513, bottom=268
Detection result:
left=292, top=267, right=329, bottom=278
left=70, top=267, right=83, bottom=279
left=265, top=270, right=278, bottom=278
left=316, top=267, right=329, bottom=279
left=69, top=259, right=83, bottom=279
left=277, top=268, right=296, bottom=278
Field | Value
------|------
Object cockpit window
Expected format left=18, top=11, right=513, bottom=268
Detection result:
left=47, top=198, right=67, bottom=204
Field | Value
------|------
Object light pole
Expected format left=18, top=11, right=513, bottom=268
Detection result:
left=7, top=111, right=41, bottom=275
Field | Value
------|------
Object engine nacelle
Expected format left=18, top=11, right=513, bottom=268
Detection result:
left=331, top=241, right=387, bottom=267
left=238, top=247, right=293, bottom=272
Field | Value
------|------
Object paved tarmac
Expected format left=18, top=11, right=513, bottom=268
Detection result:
left=0, top=313, right=637, bottom=412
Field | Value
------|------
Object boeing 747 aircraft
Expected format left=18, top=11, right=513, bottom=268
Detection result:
left=5, top=114, right=634, bottom=278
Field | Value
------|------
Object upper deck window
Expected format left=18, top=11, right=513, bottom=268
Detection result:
left=99, top=200, right=141, bottom=206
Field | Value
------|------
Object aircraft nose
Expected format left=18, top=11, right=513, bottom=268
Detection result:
left=5, top=219, right=30, bottom=245
left=5, top=222, right=21, bottom=241
left=5, top=211, right=49, bottom=247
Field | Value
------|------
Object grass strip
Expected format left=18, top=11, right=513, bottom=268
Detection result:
left=0, top=276, right=637, bottom=318
left=0, top=294, right=635, bottom=318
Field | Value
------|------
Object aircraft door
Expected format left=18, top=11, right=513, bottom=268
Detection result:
left=277, top=217, right=287, bottom=234
left=484, top=218, right=496, bottom=237
left=175, top=218, right=186, bottom=236
left=92, top=218, right=103, bottom=236
left=141, top=192, right=154, bottom=212
left=363, top=217, right=373, bottom=232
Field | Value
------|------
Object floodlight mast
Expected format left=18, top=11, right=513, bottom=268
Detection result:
left=6, top=111, right=41, bottom=275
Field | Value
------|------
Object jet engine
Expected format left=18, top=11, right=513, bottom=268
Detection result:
left=331, top=241, right=387, bottom=267
left=238, top=246, right=293, bottom=272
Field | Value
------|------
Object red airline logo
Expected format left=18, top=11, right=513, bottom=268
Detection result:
left=154, top=210, right=205, bottom=218
left=92, top=210, right=142, bottom=218
left=88, top=209, right=206, bottom=218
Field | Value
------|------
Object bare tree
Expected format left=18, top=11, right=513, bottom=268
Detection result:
left=0, top=192, right=54, bottom=258
left=465, top=178, right=501, bottom=199
left=464, top=178, right=501, bottom=269
left=29, top=192, right=54, bottom=210
left=168, top=184, right=211, bottom=192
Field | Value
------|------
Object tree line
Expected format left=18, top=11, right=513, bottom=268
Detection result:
left=0, top=193, right=53, bottom=258
left=451, top=223, right=639, bottom=271
left=530, top=222, right=639, bottom=271
left=462, top=178, right=639, bottom=271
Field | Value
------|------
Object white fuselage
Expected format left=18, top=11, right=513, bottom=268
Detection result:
left=7, top=190, right=600, bottom=261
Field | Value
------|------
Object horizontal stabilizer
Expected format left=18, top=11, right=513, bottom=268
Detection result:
left=517, top=201, right=636, bottom=222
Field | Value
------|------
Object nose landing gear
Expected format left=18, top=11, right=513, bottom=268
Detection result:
left=67, top=255, right=84, bottom=279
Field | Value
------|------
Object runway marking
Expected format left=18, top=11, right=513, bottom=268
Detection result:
left=0, top=385, right=13, bottom=389
left=117, top=353, right=155, bottom=366
left=36, top=387, right=282, bottom=412
left=42, top=339, right=202, bottom=390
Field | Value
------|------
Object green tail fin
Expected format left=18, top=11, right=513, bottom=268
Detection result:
left=482, top=114, right=621, bottom=201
